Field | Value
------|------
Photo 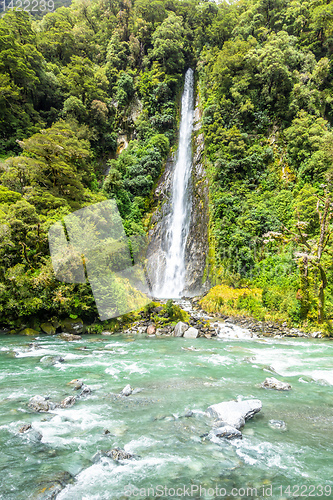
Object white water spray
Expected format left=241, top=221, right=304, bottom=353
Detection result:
left=155, top=68, right=194, bottom=298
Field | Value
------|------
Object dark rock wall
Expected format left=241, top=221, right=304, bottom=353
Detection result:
left=146, top=91, right=209, bottom=296
left=184, top=95, right=210, bottom=295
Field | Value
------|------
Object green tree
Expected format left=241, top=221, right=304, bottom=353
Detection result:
left=150, top=13, right=185, bottom=73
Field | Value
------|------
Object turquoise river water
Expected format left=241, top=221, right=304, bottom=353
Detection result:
left=0, top=331, right=332, bottom=499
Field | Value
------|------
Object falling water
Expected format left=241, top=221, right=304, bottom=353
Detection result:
left=155, top=68, right=194, bottom=298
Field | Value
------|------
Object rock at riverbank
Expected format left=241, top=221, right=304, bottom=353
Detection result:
left=40, top=322, right=56, bottom=335
left=20, top=328, right=39, bottom=336
left=262, top=377, right=292, bottom=391
left=60, top=318, right=84, bottom=335
left=206, top=399, right=262, bottom=430
left=147, top=324, right=156, bottom=335
left=183, top=327, right=199, bottom=339
left=174, top=321, right=189, bottom=337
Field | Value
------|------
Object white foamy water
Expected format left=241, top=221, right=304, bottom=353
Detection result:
left=154, top=69, right=194, bottom=298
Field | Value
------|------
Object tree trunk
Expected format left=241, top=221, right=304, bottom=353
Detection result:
left=317, top=264, right=327, bottom=324
left=299, top=256, right=310, bottom=319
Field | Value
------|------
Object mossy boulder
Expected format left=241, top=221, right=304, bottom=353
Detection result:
left=20, top=328, right=40, bottom=336
left=60, top=318, right=84, bottom=334
left=41, top=322, right=56, bottom=335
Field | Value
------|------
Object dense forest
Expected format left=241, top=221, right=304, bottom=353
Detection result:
left=1, top=0, right=333, bottom=333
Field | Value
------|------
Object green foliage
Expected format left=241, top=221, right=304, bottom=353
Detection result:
left=199, top=0, right=333, bottom=328
left=150, top=13, right=185, bottom=74
left=162, top=300, right=189, bottom=323
left=116, top=73, right=134, bottom=107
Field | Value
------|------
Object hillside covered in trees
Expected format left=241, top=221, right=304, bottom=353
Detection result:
left=1, top=0, right=333, bottom=333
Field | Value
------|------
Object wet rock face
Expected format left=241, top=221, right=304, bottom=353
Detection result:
left=184, top=125, right=210, bottom=295
left=146, top=93, right=209, bottom=296
left=146, top=155, right=174, bottom=290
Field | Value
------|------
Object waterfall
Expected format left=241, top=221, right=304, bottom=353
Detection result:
left=154, top=68, right=194, bottom=298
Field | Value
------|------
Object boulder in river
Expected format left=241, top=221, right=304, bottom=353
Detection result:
left=106, top=447, right=134, bottom=461
left=183, top=327, right=199, bottom=339
left=19, top=423, right=32, bottom=433
left=40, top=355, right=64, bottom=366
left=262, top=377, right=291, bottom=391
left=268, top=419, right=287, bottom=431
left=120, top=384, right=133, bottom=396
left=25, top=428, right=43, bottom=443
left=59, top=332, right=82, bottom=341
left=67, top=379, right=83, bottom=390
left=174, top=321, right=189, bottom=337
left=206, top=399, right=262, bottom=430
left=209, top=425, right=242, bottom=440
left=60, top=396, right=76, bottom=408
left=40, top=322, right=56, bottom=335
left=92, top=447, right=134, bottom=463
left=28, top=395, right=50, bottom=412
left=78, top=385, right=92, bottom=397
left=34, top=471, right=74, bottom=500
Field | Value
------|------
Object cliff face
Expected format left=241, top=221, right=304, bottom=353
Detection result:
left=146, top=91, right=209, bottom=297
left=145, top=154, right=174, bottom=293
left=184, top=96, right=210, bottom=295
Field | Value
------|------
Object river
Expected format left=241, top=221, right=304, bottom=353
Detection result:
left=0, top=328, right=332, bottom=499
